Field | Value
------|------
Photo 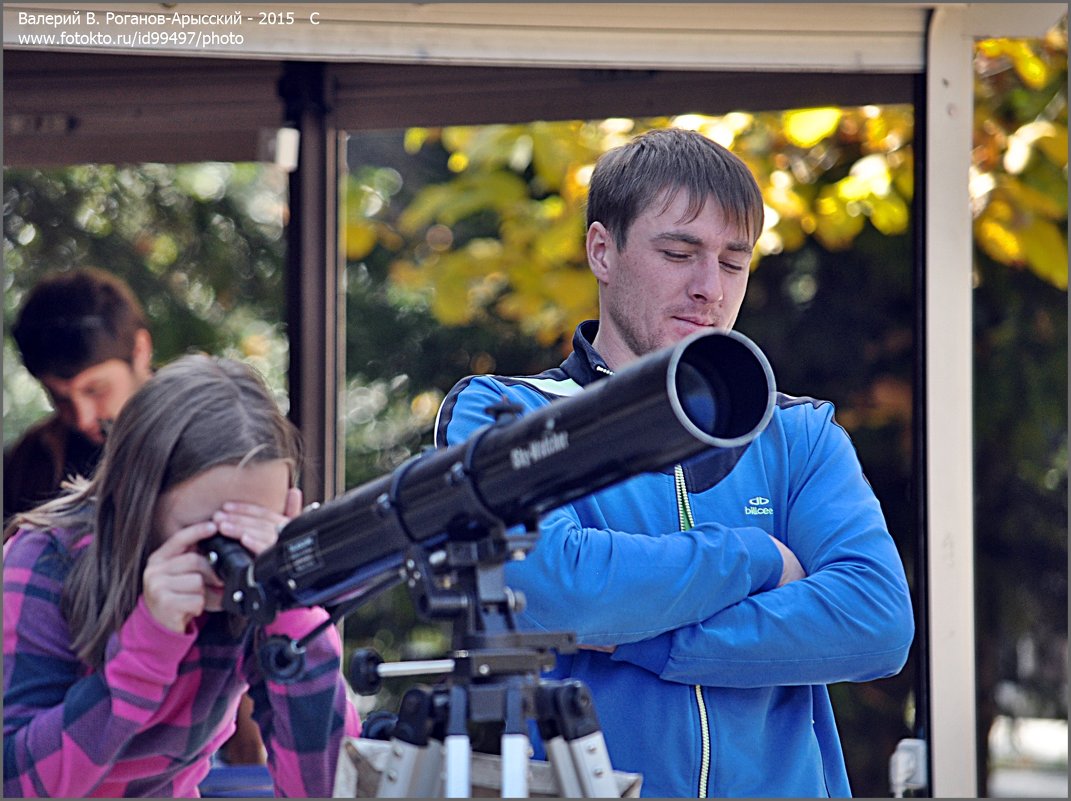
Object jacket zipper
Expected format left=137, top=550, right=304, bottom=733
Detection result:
left=675, top=464, right=711, bottom=798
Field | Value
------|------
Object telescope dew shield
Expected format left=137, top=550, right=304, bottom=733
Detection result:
left=469, top=329, right=775, bottom=523
left=244, top=329, right=775, bottom=618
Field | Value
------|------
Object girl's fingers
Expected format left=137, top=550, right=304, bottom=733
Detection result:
left=218, top=502, right=288, bottom=526
left=214, top=511, right=279, bottom=534
left=144, top=523, right=232, bottom=632
left=284, top=487, right=303, bottom=519
left=145, top=592, right=205, bottom=633
left=213, top=501, right=295, bottom=556
left=145, top=556, right=220, bottom=587
left=150, top=521, right=219, bottom=560
left=143, top=571, right=210, bottom=631
left=211, top=516, right=276, bottom=555
left=156, top=573, right=208, bottom=594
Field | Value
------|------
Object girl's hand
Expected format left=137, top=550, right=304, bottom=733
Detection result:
left=143, top=520, right=223, bottom=633
left=142, top=490, right=303, bottom=632
left=211, top=487, right=303, bottom=557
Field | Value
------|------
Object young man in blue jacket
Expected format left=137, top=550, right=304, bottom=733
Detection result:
left=435, top=127, right=914, bottom=797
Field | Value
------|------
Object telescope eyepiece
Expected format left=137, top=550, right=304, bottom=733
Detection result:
left=199, top=534, right=253, bottom=583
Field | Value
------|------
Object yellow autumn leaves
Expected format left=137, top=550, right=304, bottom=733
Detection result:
left=341, top=29, right=1066, bottom=344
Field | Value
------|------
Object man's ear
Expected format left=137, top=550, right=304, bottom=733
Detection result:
left=131, top=328, right=153, bottom=378
left=587, top=221, right=614, bottom=284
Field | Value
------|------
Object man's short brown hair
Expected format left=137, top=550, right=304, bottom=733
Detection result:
left=586, top=127, right=765, bottom=249
left=12, top=268, right=149, bottom=380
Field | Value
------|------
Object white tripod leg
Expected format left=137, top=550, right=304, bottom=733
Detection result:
left=500, top=732, right=531, bottom=798
left=501, top=682, right=531, bottom=797
left=567, top=731, right=619, bottom=797
left=376, top=737, right=443, bottom=797
left=443, top=734, right=472, bottom=798
left=443, top=684, right=471, bottom=797
left=544, top=735, right=584, bottom=797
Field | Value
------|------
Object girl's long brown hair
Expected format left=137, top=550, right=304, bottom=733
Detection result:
left=10, top=355, right=302, bottom=669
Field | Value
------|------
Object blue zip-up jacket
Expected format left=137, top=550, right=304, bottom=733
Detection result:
left=436, top=321, right=914, bottom=798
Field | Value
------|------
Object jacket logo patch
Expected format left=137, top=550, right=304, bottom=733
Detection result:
left=745, top=496, right=774, bottom=515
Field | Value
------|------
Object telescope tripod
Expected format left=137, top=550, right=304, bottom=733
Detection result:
left=367, top=667, right=618, bottom=797
left=342, top=527, right=632, bottom=797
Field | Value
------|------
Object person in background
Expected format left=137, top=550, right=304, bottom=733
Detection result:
left=436, top=128, right=914, bottom=797
left=5, top=268, right=153, bottom=525
left=3, top=354, right=361, bottom=797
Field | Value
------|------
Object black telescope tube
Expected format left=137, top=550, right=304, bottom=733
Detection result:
left=242, top=330, right=775, bottom=620
left=466, top=329, right=774, bottom=523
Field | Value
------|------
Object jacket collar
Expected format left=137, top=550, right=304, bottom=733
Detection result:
left=561, top=320, right=614, bottom=386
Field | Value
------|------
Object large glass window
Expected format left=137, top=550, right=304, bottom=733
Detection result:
left=970, top=26, right=1068, bottom=797
left=338, top=109, right=920, bottom=796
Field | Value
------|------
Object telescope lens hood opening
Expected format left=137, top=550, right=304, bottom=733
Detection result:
left=668, top=330, right=775, bottom=448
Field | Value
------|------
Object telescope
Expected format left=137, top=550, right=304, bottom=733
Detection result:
left=209, top=328, right=776, bottom=638
left=202, top=328, right=776, bottom=795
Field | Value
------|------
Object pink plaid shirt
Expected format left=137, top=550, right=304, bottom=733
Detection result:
left=4, top=525, right=361, bottom=797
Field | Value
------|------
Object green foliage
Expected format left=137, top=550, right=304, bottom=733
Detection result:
left=973, top=25, right=1069, bottom=289
left=345, top=110, right=918, bottom=350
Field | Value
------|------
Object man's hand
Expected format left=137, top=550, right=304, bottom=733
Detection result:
left=579, top=644, right=617, bottom=654
left=769, top=536, right=806, bottom=587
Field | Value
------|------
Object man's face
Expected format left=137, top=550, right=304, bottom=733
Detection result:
left=587, top=189, right=754, bottom=370
left=40, top=357, right=152, bottom=446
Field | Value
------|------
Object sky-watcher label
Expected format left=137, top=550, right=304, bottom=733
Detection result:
left=510, top=430, right=570, bottom=469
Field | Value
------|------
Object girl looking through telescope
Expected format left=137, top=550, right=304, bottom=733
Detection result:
left=3, top=354, right=361, bottom=797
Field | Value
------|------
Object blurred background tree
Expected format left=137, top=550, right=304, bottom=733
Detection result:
left=970, top=23, right=1068, bottom=796
left=3, top=18, right=1065, bottom=796
left=3, top=162, right=291, bottom=433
